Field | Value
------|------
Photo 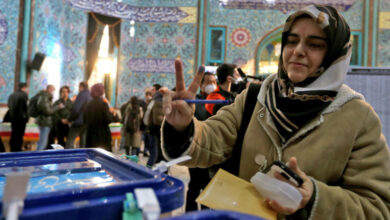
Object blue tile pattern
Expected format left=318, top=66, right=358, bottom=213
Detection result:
left=218, top=0, right=356, bottom=13
left=378, top=0, right=390, bottom=67
left=0, top=0, right=20, bottom=103
left=67, top=0, right=190, bottom=23
left=30, top=0, right=87, bottom=97
left=208, top=0, right=363, bottom=75
left=1, top=0, right=366, bottom=105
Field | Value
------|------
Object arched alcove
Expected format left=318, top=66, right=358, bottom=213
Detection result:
left=254, top=25, right=283, bottom=77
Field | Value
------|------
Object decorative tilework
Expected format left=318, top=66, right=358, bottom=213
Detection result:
left=0, top=11, right=7, bottom=45
left=0, top=0, right=20, bottom=103
left=378, top=0, right=390, bottom=67
left=231, top=27, right=251, bottom=47
left=117, top=21, right=196, bottom=105
left=30, top=0, right=87, bottom=98
left=219, top=0, right=355, bottom=14
left=119, top=0, right=197, bottom=7
left=127, top=58, right=175, bottom=73
left=67, top=0, right=192, bottom=23
left=208, top=0, right=363, bottom=75
left=4, top=0, right=367, bottom=107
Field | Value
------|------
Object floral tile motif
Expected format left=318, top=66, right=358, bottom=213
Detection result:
left=0, top=1, right=20, bottom=103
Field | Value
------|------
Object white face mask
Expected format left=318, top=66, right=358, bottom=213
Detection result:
left=233, top=77, right=243, bottom=84
left=204, top=84, right=217, bottom=94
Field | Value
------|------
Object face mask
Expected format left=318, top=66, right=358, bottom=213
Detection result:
left=204, top=84, right=217, bottom=94
left=233, top=77, right=243, bottom=84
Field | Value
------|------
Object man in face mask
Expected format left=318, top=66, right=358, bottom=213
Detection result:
left=195, top=72, right=217, bottom=120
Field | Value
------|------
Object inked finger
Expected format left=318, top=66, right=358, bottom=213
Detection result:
left=175, top=59, right=185, bottom=92
left=188, top=65, right=205, bottom=93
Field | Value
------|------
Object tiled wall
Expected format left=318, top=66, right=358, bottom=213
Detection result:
left=207, top=0, right=364, bottom=75
left=0, top=0, right=20, bottom=103
left=30, top=0, right=87, bottom=98
left=1, top=0, right=386, bottom=106
left=377, top=0, right=390, bottom=67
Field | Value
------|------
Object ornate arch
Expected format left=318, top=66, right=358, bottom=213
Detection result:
left=254, top=25, right=283, bottom=76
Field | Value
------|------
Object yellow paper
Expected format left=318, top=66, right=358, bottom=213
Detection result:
left=196, top=169, right=276, bottom=220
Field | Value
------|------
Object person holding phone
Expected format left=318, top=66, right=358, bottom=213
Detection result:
left=160, top=5, right=390, bottom=219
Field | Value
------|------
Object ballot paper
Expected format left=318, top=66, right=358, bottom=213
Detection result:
left=196, top=169, right=276, bottom=220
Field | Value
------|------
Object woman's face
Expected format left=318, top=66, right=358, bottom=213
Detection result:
left=282, top=17, right=328, bottom=84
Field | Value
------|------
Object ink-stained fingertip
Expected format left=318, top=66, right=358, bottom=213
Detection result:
left=198, top=65, right=205, bottom=74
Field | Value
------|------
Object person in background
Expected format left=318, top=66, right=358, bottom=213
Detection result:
left=160, top=5, right=390, bottom=219
left=186, top=72, right=217, bottom=211
left=143, top=84, right=163, bottom=167
left=121, top=96, right=143, bottom=155
left=65, top=82, right=91, bottom=149
left=205, top=63, right=236, bottom=116
left=36, top=85, right=63, bottom=150
left=47, top=86, right=73, bottom=148
left=84, top=83, right=118, bottom=151
left=7, top=83, right=29, bottom=152
left=194, top=72, right=217, bottom=120
left=139, top=88, right=152, bottom=157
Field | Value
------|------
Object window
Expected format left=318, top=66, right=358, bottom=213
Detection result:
left=207, top=27, right=226, bottom=65
left=350, top=32, right=362, bottom=66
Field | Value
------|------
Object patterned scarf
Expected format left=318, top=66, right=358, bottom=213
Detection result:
left=265, top=5, right=352, bottom=140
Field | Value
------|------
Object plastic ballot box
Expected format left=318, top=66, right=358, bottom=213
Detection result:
left=162, top=210, right=266, bottom=220
left=0, top=148, right=185, bottom=219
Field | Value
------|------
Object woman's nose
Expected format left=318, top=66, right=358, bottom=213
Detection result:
left=293, top=42, right=306, bottom=56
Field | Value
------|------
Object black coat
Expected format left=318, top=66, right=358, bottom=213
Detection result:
left=7, top=90, right=28, bottom=123
left=83, top=98, right=116, bottom=150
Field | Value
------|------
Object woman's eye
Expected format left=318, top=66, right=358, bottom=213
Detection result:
left=309, top=43, right=326, bottom=49
left=286, top=40, right=298, bottom=45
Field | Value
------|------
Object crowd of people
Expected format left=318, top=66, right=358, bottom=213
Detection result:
left=2, top=4, right=390, bottom=219
left=5, top=82, right=120, bottom=152
left=3, top=81, right=177, bottom=167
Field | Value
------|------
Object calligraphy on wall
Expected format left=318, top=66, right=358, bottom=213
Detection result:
left=67, top=0, right=196, bottom=23
left=219, top=0, right=355, bottom=13
left=127, top=58, right=176, bottom=73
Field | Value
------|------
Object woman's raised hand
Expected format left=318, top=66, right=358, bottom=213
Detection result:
left=160, top=59, right=205, bottom=131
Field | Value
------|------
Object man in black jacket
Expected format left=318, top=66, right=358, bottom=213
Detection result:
left=65, top=82, right=91, bottom=149
left=7, top=83, right=29, bottom=152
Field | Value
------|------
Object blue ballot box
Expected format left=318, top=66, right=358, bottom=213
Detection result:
left=162, top=210, right=265, bottom=220
left=0, top=148, right=185, bottom=219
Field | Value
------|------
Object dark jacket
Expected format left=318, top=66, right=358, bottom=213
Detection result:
left=194, top=92, right=209, bottom=121
left=83, top=97, right=116, bottom=150
left=53, top=98, right=73, bottom=125
left=36, top=91, right=59, bottom=127
left=149, top=92, right=164, bottom=135
left=7, top=90, right=28, bottom=123
left=68, top=90, right=92, bottom=125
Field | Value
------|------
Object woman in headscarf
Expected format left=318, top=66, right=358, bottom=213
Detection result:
left=160, top=5, right=390, bottom=219
left=83, top=83, right=118, bottom=151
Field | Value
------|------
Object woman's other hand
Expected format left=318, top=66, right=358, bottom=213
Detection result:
left=266, top=157, right=314, bottom=215
left=160, top=59, right=205, bottom=131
